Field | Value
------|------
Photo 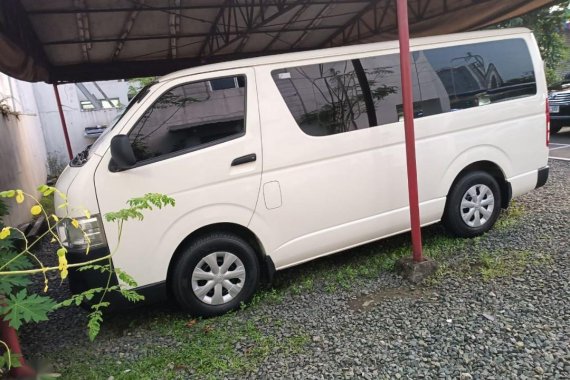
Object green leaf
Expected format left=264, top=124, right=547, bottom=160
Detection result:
left=37, top=185, right=55, bottom=197
left=0, top=250, right=33, bottom=271
left=0, top=250, right=33, bottom=293
left=58, top=299, right=74, bottom=308
left=0, top=238, right=14, bottom=252
left=115, top=268, right=138, bottom=287
left=95, top=301, right=110, bottom=309
left=104, top=193, right=175, bottom=222
left=0, top=190, right=15, bottom=198
left=56, top=287, right=107, bottom=309
left=0, top=350, right=21, bottom=370
left=0, top=275, right=31, bottom=294
left=0, top=289, right=57, bottom=330
left=87, top=310, right=103, bottom=341
left=77, top=264, right=111, bottom=273
left=118, top=289, right=145, bottom=303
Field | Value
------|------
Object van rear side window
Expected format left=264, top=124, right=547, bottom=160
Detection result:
left=272, top=38, right=536, bottom=136
left=128, top=76, right=246, bottom=163
left=418, top=38, right=536, bottom=113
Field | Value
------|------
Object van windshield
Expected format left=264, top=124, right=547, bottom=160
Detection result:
left=90, top=82, right=155, bottom=152
left=70, top=82, right=156, bottom=166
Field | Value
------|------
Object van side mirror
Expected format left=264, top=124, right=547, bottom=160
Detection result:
left=110, top=135, right=136, bottom=171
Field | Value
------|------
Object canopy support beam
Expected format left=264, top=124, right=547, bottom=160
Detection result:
left=397, top=0, right=423, bottom=262
left=53, top=84, right=74, bottom=161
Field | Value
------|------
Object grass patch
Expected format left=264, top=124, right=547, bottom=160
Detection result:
left=427, top=247, right=553, bottom=284
left=266, top=226, right=469, bottom=296
left=250, top=287, right=284, bottom=306
left=290, top=277, right=314, bottom=295
left=495, top=201, right=525, bottom=230
left=314, top=230, right=467, bottom=289
left=478, top=250, right=552, bottom=281
left=479, top=250, right=530, bottom=280
left=57, top=313, right=309, bottom=380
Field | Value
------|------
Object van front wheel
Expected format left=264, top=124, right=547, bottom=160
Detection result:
left=171, top=233, right=260, bottom=317
left=443, top=171, right=502, bottom=238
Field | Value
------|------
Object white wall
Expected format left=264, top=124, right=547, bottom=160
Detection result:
left=76, top=80, right=129, bottom=105
left=0, top=74, right=48, bottom=226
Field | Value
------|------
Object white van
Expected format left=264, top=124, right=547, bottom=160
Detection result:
left=55, top=28, right=549, bottom=316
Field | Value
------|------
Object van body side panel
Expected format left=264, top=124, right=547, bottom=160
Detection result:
left=250, top=32, right=547, bottom=270
left=93, top=68, right=262, bottom=287
left=252, top=65, right=413, bottom=269
left=55, top=162, right=101, bottom=218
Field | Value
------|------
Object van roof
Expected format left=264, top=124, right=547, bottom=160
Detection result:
left=159, top=28, right=532, bottom=82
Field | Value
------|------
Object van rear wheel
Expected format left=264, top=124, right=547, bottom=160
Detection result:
left=443, top=171, right=502, bottom=238
left=171, top=233, right=259, bottom=317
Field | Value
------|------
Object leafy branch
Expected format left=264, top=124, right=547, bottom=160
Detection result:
left=0, top=185, right=175, bottom=368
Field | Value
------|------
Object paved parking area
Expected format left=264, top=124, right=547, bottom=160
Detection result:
left=550, top=127, right=570, bottom=161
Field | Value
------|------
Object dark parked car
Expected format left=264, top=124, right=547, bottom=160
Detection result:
left=549, top=87, right=570, bottom=134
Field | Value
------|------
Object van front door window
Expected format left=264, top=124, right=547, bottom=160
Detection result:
left=128, top=75, right=247, bottom=163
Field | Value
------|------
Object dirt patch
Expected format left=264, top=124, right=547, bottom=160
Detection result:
left=348, top=287, right=434, bottom=312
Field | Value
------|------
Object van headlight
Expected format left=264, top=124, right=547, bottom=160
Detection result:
left=56, top=215, right=107, bottom=250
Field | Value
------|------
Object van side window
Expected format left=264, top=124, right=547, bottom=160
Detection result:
left=359, top=54, right=404, bottom=125
left=128, top=76, right=246, bottom=163
left=272, top=61, right=370, bottom=136
left=273, top=39, right=536, bottom=136
left=272, top=56, right=418, bottom=135
left=417, top=39, right=536, bottom=112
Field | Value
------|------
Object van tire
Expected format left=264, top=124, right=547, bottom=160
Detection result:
left=443, top=171, right=502, bottom=238
left=171, top=233, right=259, bottom=317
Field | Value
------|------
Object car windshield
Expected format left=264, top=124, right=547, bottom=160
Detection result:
left=88, top=110, right=124, bottom=153
left=87, top=82, right=156, bottom=156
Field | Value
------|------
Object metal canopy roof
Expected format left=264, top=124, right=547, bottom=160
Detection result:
left=0, top=0, right=552, bottom=83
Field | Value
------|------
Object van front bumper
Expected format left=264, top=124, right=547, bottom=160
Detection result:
left=66, top=246, right=120, bottom=305
left=66, top=247, right=167, bottom=311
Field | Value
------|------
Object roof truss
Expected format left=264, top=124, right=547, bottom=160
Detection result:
left=0, top=0, right=553, bottom=83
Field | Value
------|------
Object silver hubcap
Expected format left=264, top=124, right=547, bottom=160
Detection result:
left=460, top=184, right=495, bottom=227
left=191, top=252, right=246, bottom=305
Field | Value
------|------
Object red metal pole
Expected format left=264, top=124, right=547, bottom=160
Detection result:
left=53, top=84, right=74, bottom=161
left=397, top=0, right=423, bottom=262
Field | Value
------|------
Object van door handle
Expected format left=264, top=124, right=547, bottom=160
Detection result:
left=231, top=153, right=257, bottom=166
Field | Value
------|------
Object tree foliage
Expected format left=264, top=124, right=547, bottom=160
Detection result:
left=128, top=77, right=158, bottom=99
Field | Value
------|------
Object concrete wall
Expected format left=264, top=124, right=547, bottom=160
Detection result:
left=0, top=74, right=48, bottom=226
left=34, top=80, right=129, bottom=172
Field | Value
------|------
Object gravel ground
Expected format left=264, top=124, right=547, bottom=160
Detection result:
left=21, top=159, right=570, bottom=379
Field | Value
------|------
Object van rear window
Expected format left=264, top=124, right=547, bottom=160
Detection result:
left=272, top=38, right=536, bottom=137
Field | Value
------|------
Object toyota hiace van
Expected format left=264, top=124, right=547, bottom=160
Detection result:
left=56, top=28, right=549, bottom=316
